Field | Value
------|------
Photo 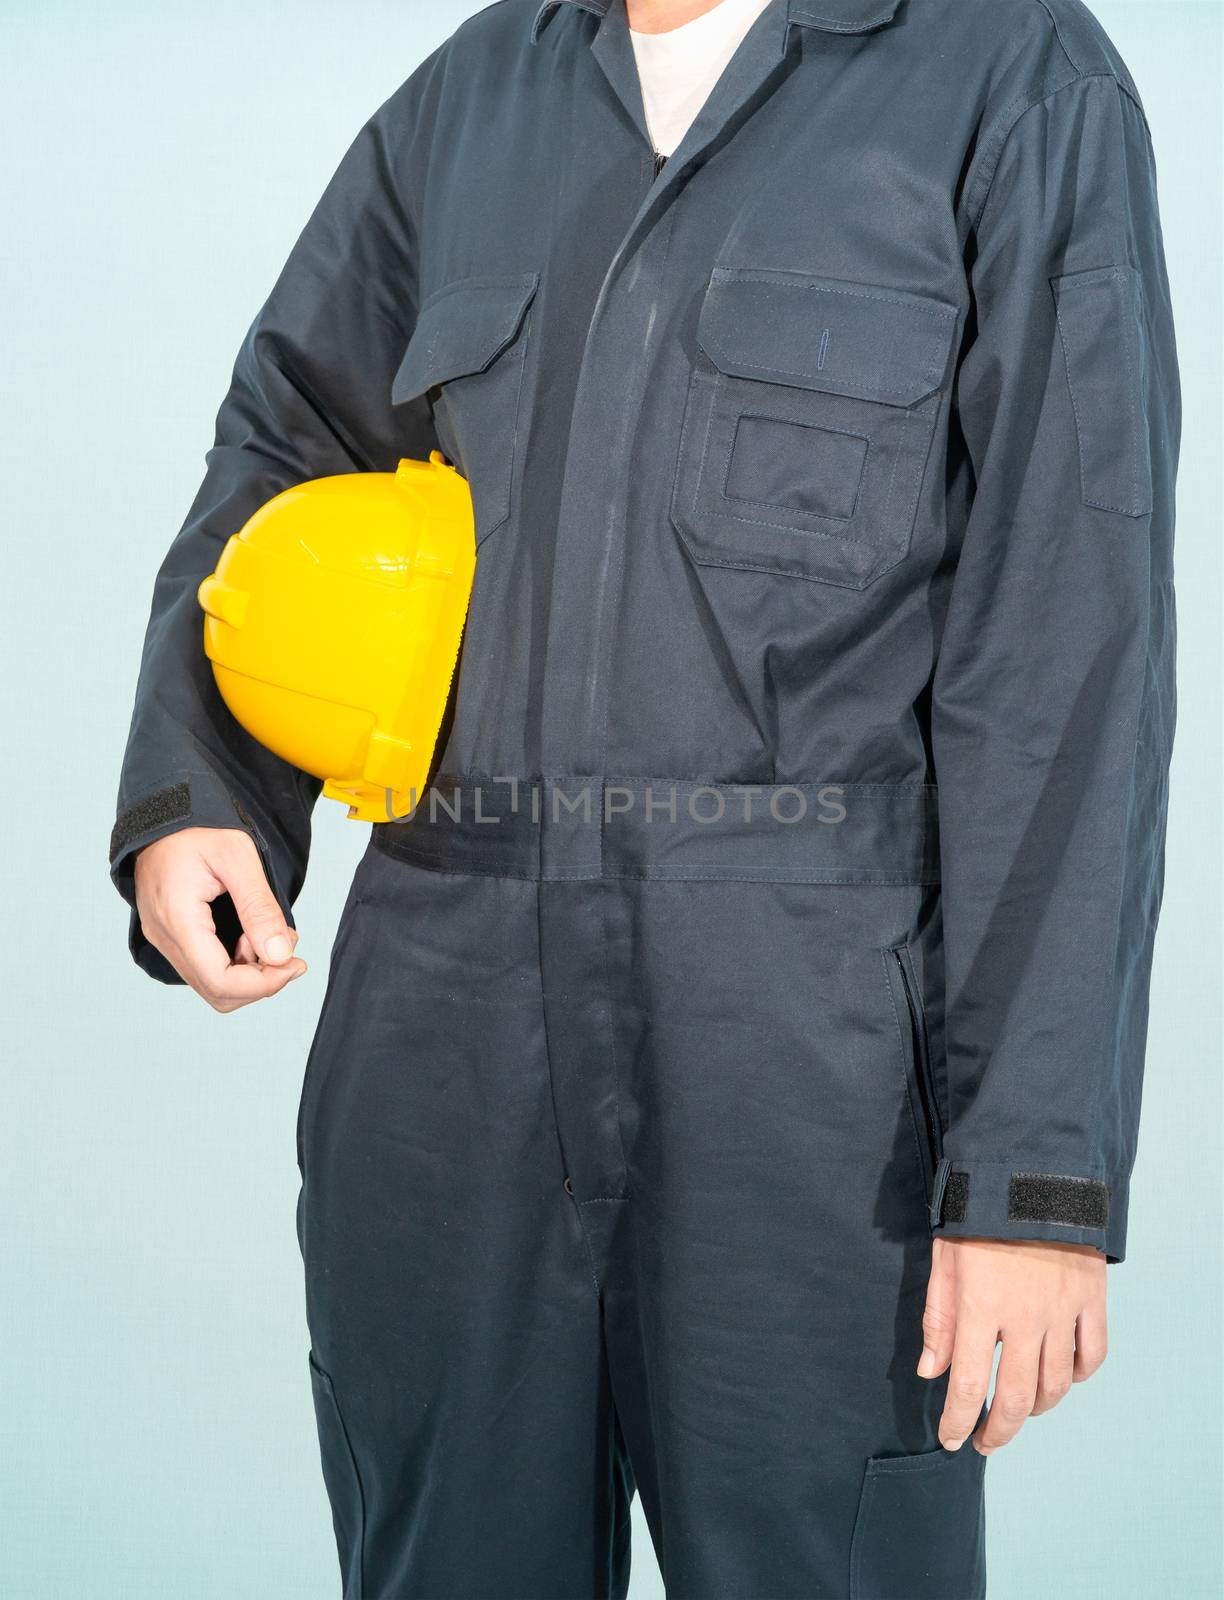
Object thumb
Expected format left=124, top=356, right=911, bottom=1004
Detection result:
left=215, top=837, right=296, bottom=965
left=918, top=1239, right=957, bottom=1379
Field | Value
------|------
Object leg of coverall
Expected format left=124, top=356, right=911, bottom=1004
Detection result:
left=296, top=849, right=634, bottom=1599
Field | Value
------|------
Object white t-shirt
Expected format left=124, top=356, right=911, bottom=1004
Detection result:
left=629, top=0, right=776, bottom=159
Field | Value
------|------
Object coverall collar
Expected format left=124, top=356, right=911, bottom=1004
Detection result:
left=530, top=0, right=902, bottom=45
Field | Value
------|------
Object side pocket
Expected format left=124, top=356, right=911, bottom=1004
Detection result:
left=1051, top=265, right=1153, bottom=518
left=849, top=1441, right=987, bottom=1600
left=296, top=864, right=370, bottom=1178
left=308, top=1352, right=366, bottom=1600
left=881, top=945, right=943, bottom=1205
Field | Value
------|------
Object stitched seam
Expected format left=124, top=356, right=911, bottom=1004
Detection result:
left=789, top=6, right=896, bottom=33
left=965, top=72, right=1078, bottom=232
left=311, top=1360, right=369, bottom=1599
left=573, top=1201, right=605, bottom=1296
left=1124, top=268, right=1140, bottom=513
left=592, top=200, right=680, bottom=790
left=944, top=1156, right=1116, bottom=1179
left=710, top=271, right=958, bottom=319
left=1033, top=0, right=1151, bottom=131
left=866, top=1450, right=967, bottom=1476
left=369, top=854, right=939, bottom=887
left=670, top=348, right=705, bottom=538
left=968, top=72, right=1121, bottom=233
left=1054, top=283, right=1095, bottom=507
left=403, top=273, right=537, bottom=398
left=674, top=374, right=886, bottom=580
left=704, top=356, right=938, bottom=401
left=538, top=900, right=602, bottom=1300
left=680, top=540, right=886, bottom=587
left=1006, top=1219, right=1106, bottom=1232
left=417, top=271, right=539, bottom=317
left=848, top=1473, right=875, bottom=1599
left=712, top=470, right=880, bottom=543
left=491, top=310, right=532, bottom=538
left=876, top=400, right=907, bottom=543
left=721, top=414, right=868, bottom=523
left=676, top=372, right=933, bottom=583
left=703, top=274, right=955, bottom=400
left=683, top=461, right=877, bottom=563
left=597, top=866, right=631, bottom=1187
left=378, top=775, right=940, bottom=794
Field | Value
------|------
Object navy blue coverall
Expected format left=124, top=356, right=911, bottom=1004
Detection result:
left=110, top=0, right=1179, bottom=1593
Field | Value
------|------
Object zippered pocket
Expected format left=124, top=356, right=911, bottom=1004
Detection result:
left=882, top=943, right=943, bottom=1204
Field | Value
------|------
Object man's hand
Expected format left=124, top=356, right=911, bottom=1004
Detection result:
left=918, top=1235, right=1108, bottom=1456
left=134, top=827, right=306, bottom=1010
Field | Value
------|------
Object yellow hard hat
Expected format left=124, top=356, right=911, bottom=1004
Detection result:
left=197, top=451, right=475, bottom=823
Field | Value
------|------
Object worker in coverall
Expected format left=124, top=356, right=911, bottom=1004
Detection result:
left=109, top=0, right=1179, bottom=1593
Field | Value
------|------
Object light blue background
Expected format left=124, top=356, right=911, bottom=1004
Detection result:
left=1, top=3, right=1219, bottom=1595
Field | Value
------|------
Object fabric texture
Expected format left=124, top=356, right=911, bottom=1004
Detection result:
left=110, top=0, right=1180, bottom=1589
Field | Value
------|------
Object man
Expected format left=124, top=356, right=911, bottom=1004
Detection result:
left=109, top=0, right=1179, bottom=1593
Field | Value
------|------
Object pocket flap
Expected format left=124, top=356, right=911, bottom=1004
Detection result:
left=392, top=272, right=540, bottom=404
left=697, top=268, right=958, bottom=407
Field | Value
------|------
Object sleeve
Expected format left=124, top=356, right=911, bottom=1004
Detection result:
left=108, top=86, right=438, bottom=983
left=928, top=72, right=1180, bottom=1262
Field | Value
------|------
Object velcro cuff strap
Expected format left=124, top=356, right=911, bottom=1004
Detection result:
left=109, top=781, right=192, bottom=863
left=1007, top=1172, right=1110, bottom=1231
left=942, top=1170, right=970, bottom=1224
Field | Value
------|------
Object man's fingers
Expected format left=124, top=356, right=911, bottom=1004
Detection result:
left=234, top=927, right=298, bottom=967
left=1074, top=1302, right=1109, bottom=1382
left=925, top=1239, right=1109, bottom=1458
left=1031, top=1327, right=1077, bottom=1416
left=134, top=827, right=307, bottom=1006
left=918, top=1240, right=957, bottom=1378
left=175, top=910, right=306, bottom=1010
left=939, top=1326, right=997, bottom=1451
left=211, top=835, right=297, bottom=965
left=974, top=1329, right=1040, bottom=1453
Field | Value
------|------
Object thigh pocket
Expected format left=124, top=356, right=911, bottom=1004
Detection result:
left=309, top=1352, right=366, bottom=1600
left=850, top=1441, right=987, bottom=1600
left=1051, top=265, right=1153, bottom=518
left=392, top=272, right=539, bottom=547
left=671, top=268, right=958, bottom=589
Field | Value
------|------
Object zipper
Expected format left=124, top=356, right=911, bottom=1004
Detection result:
left=889, top=947, right=943, bottom=1182
left=651, top=148, right=667, bottom=180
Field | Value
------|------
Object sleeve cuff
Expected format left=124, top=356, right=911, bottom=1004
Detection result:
left=928, top=1156, right=1129, bottom=1264
left=108, top=771, right=289, bottom=985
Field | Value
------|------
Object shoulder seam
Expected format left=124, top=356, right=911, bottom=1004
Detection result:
left=1034, top=0, right=1087, bottom=74
left=1033, top=0, right=1082, bottom=77
left=1034, top=0, right=1149, bottom=125
left=965, top=71, right=1143, bottom=236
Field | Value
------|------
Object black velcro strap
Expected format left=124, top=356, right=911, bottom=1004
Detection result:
left=942, top=1170, right=970, bottom=1224
left=1008, top=1172, right=1109, bottom=1230
left=109, top=781, right=192, bottom=863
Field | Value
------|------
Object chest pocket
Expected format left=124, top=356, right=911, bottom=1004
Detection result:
left=671, top=268, right=958, bottom=589
left=392, top=272, right=539, bottom=547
